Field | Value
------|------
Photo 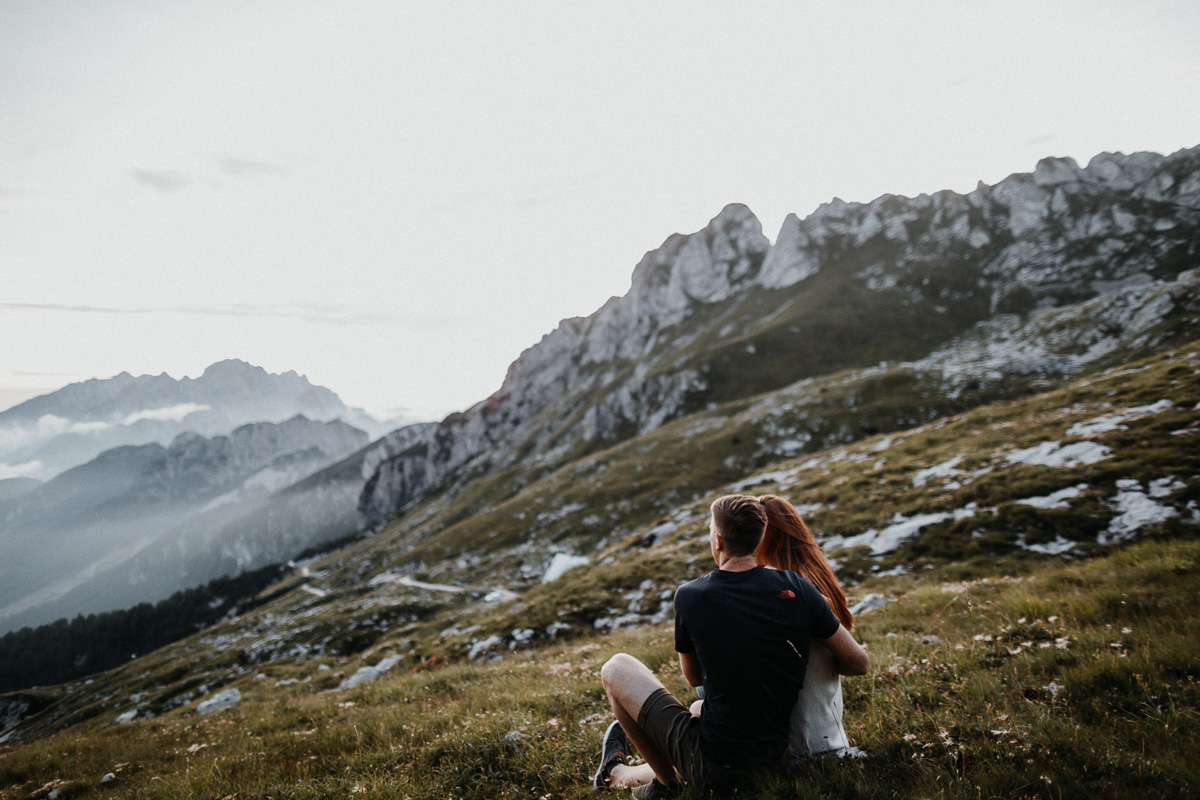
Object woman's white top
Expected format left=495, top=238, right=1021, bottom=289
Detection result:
left=789, top=639, right=851, bottom=758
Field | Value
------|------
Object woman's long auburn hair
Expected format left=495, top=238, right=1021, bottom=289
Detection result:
left=757, top=495, right=854, bottom=631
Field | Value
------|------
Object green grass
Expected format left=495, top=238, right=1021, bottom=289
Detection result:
left=3, top=538, right=1198, bottom=799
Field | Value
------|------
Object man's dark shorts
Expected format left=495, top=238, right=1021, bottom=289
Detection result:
left=637, top=688, right=741, bottom=788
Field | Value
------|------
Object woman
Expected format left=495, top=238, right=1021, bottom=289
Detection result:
left=757, top=494, right=856, bottom=759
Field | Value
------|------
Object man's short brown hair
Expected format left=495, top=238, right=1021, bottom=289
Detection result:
left=710, top=494, right=768, bottom=557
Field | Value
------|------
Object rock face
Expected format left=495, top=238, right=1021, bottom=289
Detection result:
left=359, top=145, right=1200, bottom=528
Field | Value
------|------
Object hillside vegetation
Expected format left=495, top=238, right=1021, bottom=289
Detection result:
left=2, top=342, right=1198, bottom=798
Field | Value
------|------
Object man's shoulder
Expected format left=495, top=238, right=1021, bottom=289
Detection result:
left=675, top=572, right=714, bottom=598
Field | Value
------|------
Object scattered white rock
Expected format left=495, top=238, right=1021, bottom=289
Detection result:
left=546, top=621, right=572, bottom=637
left=1006, top=441, right=1111, bottom=468
left=1148, top=476, right=1186, bottom=498
left=1100, top=479, right=1179, bottom=544
left=1066, top=399, right=1174, bottom=437
left=338, top=656, right=403, bottom=690
left=483, top=588, right=519, bottom=604
left=395, top=576, right=465, bottom=593
left=100, top=773, right=116, bottom=784
left=542, top=552, right=590, bottom=583
left=1018, top=535, right=1077, bottom=555
left=468, top=635, right=504, bottom=661
left=828, top=504, right=985, bottom=555
left=913, top=455, right=964, bottom=486
left=1, top=698, right=30, bottom=732
left=196, top=688, right=242, bottom=715
left=1014, top=484, right=1088, bottom=510
left=593, top=612, right=643, bottom=631
left=509, top=628, right=536, bottom=649
left=729, top=470, right=796, bottom=492
left=115, top=710, right=138, bottom=724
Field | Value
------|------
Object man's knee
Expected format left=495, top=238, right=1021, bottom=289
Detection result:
left=600, top=652, right=639, bottom=688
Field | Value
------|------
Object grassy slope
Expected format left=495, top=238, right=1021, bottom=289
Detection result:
left=2, top=344, right=1199, bottom=798
left=1, top=539, right=1196, bottom=799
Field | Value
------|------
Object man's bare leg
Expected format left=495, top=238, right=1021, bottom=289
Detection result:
left=600, top=653, right=680, bottom=788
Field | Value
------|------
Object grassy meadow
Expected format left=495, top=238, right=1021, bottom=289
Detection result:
left=2, top=537, right=1197, bottom=799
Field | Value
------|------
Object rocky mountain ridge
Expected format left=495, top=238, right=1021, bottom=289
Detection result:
left=360, top=145, right=1200, bottom=529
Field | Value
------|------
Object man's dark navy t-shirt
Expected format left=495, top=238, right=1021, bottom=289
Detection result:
left=674, top=566, right=840, bottom=764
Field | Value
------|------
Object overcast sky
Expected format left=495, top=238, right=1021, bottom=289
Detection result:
left=2, top=1, right=1198, bottom=421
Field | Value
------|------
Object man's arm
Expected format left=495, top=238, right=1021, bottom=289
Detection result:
left=679, top=651, right=703, bottom=687
left=823, top=625, right=870, bottom=676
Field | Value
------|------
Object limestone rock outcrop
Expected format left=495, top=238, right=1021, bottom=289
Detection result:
left=359, top=145, right=1200, bottom=528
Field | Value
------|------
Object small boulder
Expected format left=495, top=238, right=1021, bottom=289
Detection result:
left=338, top=656, right=403, bottom=691
left=542, top=553, right=589, bottom=583
left=850, top=593, right=887, bottom=615
left=100, top=772, right=116, bottom=784
left=196, top=688, right=242, bottom=715
left=483, top=588, right=519, bottom=604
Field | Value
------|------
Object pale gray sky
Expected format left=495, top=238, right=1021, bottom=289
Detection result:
left=2, top=1, right=1198, bottom=420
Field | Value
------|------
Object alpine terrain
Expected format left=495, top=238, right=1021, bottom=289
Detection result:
left=1, top=145, right=1198, bottom=799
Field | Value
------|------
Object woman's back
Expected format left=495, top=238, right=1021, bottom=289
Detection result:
left=755, top=495, right=856, bottom=759
left=789, top=640, right=849, bottom=758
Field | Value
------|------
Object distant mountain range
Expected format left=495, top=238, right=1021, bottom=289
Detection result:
left=0, top=416, right=372, bottom=632
left=0, top=359, right=402, bottom=481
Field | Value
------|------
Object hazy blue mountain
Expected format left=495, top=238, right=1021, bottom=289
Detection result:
left=0, top=360, right=398, bottom=480
left=0, top=416, right=369, bottom=633
left=0, top=479, right=40, bottom=504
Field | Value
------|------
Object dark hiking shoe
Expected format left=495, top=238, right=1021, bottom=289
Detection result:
left=631, top=778, right=679, bottom=799
left=592, top=720, right=628, bottom=788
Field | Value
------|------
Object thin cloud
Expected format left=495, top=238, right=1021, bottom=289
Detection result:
left=9, top=369, right=79, bottom=378
left=0, top=301, right=418, bottom=327
left=130, top=169, right=188, bottom=191
left=512, top=172, right=602, bottom=210
left=1024, top=133, right=1059, bottom=147
left=219, top=156, right=288, bottom=177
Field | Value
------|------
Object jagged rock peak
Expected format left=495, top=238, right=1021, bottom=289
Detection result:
left=1032, top=156, right=1084, bottom=187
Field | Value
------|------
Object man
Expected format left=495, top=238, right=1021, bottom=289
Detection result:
left=592, top=494, right=870, bottom=797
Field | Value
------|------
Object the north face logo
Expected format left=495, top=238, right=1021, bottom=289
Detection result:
left=777, top=590, right=795, bottom=599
